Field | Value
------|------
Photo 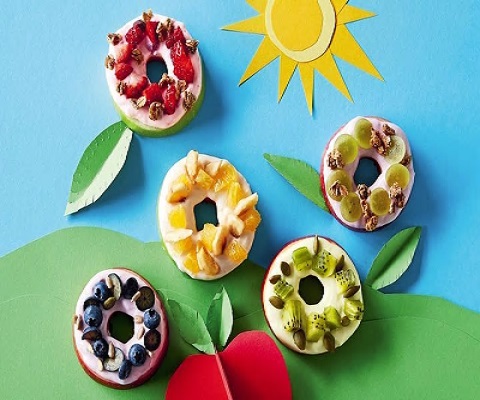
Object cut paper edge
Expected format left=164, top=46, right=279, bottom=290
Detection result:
left=206, top=287, right=234, bottom=349
left=222, top=14, right=265, bottom=35
left=239, top=36, right=280, bottom=85
left=338, top=4, right=376, bottom=25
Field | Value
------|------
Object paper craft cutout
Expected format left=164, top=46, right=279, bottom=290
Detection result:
left=206, top=287, right=234, bottom=350
left=65, top=121, right=132, bottom=215
left=264, top=153, right=328, bottom=212
left=0, top=227, right=479, bottom=399
left=365, top=226, right=422, bottom=290
left=223, top=0, right=382, bottom=114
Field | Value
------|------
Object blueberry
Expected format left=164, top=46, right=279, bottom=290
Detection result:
left=81, top=326, right=102, bottom=341
left=128, top=344, right=147, bottom=366
left=92, top=338, right=108, bottom=359
left=143, top=309, right=160, bottom=329
left=144, top=329, right=161, bottom=351
left=118, top=360, right=133, bottom=380
left=123, top=277, right=139, bottom=299
left=135, top=287, right=155, bottom=311
left=84, top=305, right=103, bottom=327
left=83, top=296, right=101, bottom=310
left=93, top=281, right=111, bottom=302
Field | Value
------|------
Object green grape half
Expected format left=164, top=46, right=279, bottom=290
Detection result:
left=340, top=193, right=362, bottom=222
left=369, top=188, right=390, bottom=216
left=353, top=118, right=372, bottom=149
left=326, top=169, right=353, bottom=201
left=334, top=134, right=359, bottom=164
left=386, top=164, right=410, bottom=189
left=385, top=136, right=406, bottom=164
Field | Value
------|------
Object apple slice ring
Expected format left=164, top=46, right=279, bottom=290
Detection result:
left=105, top=10, right=204, bottom=137
left=72, top=268, right=168, bottom=389
left=262, top=236, right=364, bottom=354
left=157, top=151, right=261, bottom=280
left=320, top=116, right=415, bottom=231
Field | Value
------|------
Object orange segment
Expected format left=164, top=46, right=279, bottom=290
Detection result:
left=214, top=163, right=238, bottom=192
left=173, top=236, right=194, bottom=254
left=241, top=208, right=262, bottom=232
left=168, top=205, right=187, bottom=229
left=168, top=173, right=193, bottom=203
left=195, top=169, right=215, bottom=190
left=200, top=223, right=217, bottom=253
left=227, top=182, right=245, bottom=208
left=225, top=240, right=248, bottom=263
left=184, top=250, right=200, bottom=274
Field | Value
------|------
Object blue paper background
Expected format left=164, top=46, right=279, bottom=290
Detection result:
left=0, top=0, right=478, bottom=312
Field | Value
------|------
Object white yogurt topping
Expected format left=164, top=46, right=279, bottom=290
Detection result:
left=263, top=236, right=363, bottom=355
left=322, top=116, right=415, bottom=230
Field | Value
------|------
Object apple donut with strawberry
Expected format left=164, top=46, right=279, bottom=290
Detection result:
left=104, top=10, right=204, bottom=137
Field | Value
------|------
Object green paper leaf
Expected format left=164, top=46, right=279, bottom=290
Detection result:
left=167, top=299, right=215, bottom=355
left=264, top=153, right=329, bottom=213
left=65, top=121, right=133, bottom=215
left=206, top=287, right=233, bottom=350
left=366, top=226, right=422, bottom=290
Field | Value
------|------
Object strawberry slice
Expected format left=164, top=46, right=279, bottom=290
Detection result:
left=125, top=20, right=146, bottom=45
left=146, top=21, right=159, bottom=45
left=170, top=41, right=194, bottom=83
left=165, top=27, right=186, bottom=49
left=114, top=63, right=133, bottom=80
left=162, top=84, right=178, bottom=115
left=142, top=83, right=163, bottom=105
left=116, top=43, right=133, bottom=63
left=125, top=76, right=149, bottom=99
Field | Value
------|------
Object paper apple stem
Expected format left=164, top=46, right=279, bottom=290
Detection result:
left=215, top=352, right=234, bottom=400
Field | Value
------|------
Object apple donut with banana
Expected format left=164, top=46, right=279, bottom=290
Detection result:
left=320, top=116, right=414, bottom=231
left=104, top=10, right=204, bottom=137
left=158, top=151, right=261, bottom=280
left=72, top=269, right=168, bottom=389
left=262, top=236, right=364, bottom=354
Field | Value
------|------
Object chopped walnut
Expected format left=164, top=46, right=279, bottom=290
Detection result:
left=400, top=154, right=412, bottom=166
left=107, top=33, right=122, bottom=46
left=157, top=18, right=174, bottom=35
left=116, top=82, right=126, bottom=95
left=131, top=96, right=147, bottom=109
left=360, top=199, right=370, bottom=217
left=159, top=73, right=174, bottom=86
left=105, top=55, right=115, bottom=70
left=176, top=80, right=187, bottom=93
left=149, top=102, right=163, bottom=121
left=382, top=124, right=396, bottom=136
left=327, top=149, right=344, bottom=169
left=183, top=91, right=196, bottom=111
left=330, top=180, right=349, bottom=198
left=389, top=182, right=405, bottom=213
left=370, top=128, right=392, bottom=155
left=142, top=9, right=153, bottom=22
left=357, top=184, right=370, bottom=200
left=185, top=39, right=199, bottom=53
left=365, top=216, right=378, bottom=232
left=131, top=48, right=144, bottom=63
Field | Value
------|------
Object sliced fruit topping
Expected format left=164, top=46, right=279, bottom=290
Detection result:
left=168, top=204, right=187, bottom=229
left=282, top=299, right=303, bottom=332
left=173, top=235, right=194, bottom=255
left=145, top=20, right=159, bottom=47
left=369, top=188, right=390, bottom=216
left=143, top=83, right=163, bottom=105
left=214, top=163, right=238, bottom=193
left=171, top=41, right=194, bottom=83
left=125, top=76, right=149, bottom=99
left=81, top=326, right=102, bottom=341
left=273, top=279, right=294, bottom=301
left=123, top=277, right=139, bottom=300
left=144, top=329, right=162, bottom=351
left=125, top=20, right=146, bottom=45
left=135, top=287, right=155, bottom=311
left=167, top=173, right=193, bottom=203
left=334, top=134, right=359, bottom=164
left=200, top=223, right=217, bottom=253
left=129, top=344, right=147, bottom=366
left=166, top=27, right=186, bottom=48
left=240, top=208, right=261, bottom=232
left=144, top=309, right=160, bottom=329
left=234, top=193, right=258, bottom=216
left=161, top=83, right=179, bottom=115
left=83, top=296, right=101, bottom=310
left=385, top=135, right=406, bottom=164
left=114, top=62, right=133, bottom=80
left=326, top=169, right=353, bottom=201
left=305, top=312, right=326, bottom=342
left=118, top=360, right=133, bottom=380
left=92, top=338, right=109, bottom=359
left=312, top=250, right=337, bottom=277
left=116, top=43, right=133, bottom=63
left=93, top=281, right=111, bottom=302
left=323, top=306, right=342, bottom=330
left=335, top=269, right=356, bottom=294
left=292, top=247, right=312, bottom=271
left=103, top=347, right=125, bottom=372
left=107, top=273, right=122, bottom=300
left=269, top=296, right=284, bottom=309
left=84, top=305, right=103, bottom=327
left=386, top=164, right=410, bottom=189
left=184, top=250, right=200, bottom=274
left=293, top=329, right=306, bottom=351
left=340, top=193, right=362, bottom=222
left=344, top=299, right=364, bottom=320
left=224, top=240, right=247, bottom=263
left=227, top=182, right=245, bottom=208
left=197, top=244, right=220, bottom=275
left=212, top=225, right=228, bottom=256
left=195, top=169, right=214, bottom=190
left=185, top=150, right=199, bottom=179
left=353, top=118, right=373, bottom=149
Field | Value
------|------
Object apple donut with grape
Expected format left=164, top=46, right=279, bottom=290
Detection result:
left=320, top=116, right=414, bottom=231
left=104, top=10, right=204, bottom=137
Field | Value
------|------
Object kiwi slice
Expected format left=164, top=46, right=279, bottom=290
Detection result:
left=305, top=312, right=326, bottom=342
left=344, top=299, right=364, bottom=320
left=386, top=164, right=410, bottom=189
left=369, top=188, right=390, bottom=216
left=273, top=279, right=294, bottom=301
left=334, top=134, right=359, bottom=164
left=312, top=249, right=337, bottom=277
left=282, top=300, right=304, bottom=332
left=292, top=247, right=313, bottom=271
left=324, top=306, right=342, bottom=330
left=335, top=269, right=355, bottom=294
left=353, top=118, right=373, bottom=149
left=326, top=169, right=353, bottom=201
left=340, top=193, right=362, bottom=222
left=385, top=136, right=406, bottom=164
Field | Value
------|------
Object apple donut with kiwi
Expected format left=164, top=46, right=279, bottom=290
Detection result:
left=158, top=151, right=261, bottom=280
left=320, top=116, right=415, bottom=231
left=72, top=269, right=168, bottom=389
left=105, top=10, right=204, bottom=137
left=262, top=236, right=364, bottom=354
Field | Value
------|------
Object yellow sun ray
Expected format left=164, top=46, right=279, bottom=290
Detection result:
left=239, top=36, right=280, bottom=84
left=331, top=0, right=349, bottom=14
left=278, top=55, right=297, bottom=101
left=223, top=15, right=266, bottom=35
left=246, top=0, right=268, bottom=13
left=330, top=25, right=383, bottom=81
left=338, top=5, right=376, bottom=25
left=298, top=63, right=314, bottom=114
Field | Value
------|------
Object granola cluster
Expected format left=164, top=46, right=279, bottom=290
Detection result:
left=389, top=183, right=405, bottom=214
left=327, top=149, right=345, bottom=169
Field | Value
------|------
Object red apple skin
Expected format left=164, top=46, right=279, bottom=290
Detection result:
left=73, top=268, right=169, bottom=389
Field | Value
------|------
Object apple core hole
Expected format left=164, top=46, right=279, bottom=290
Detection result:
left=108, top=312, right=134, bottom=344
left=147, top=58, right=168, bottom=83
left=194, top=199, right=219, bottom=231
left=299, top=276, right=324, bottom=305
left=354, top=157, right=381, bottom=187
